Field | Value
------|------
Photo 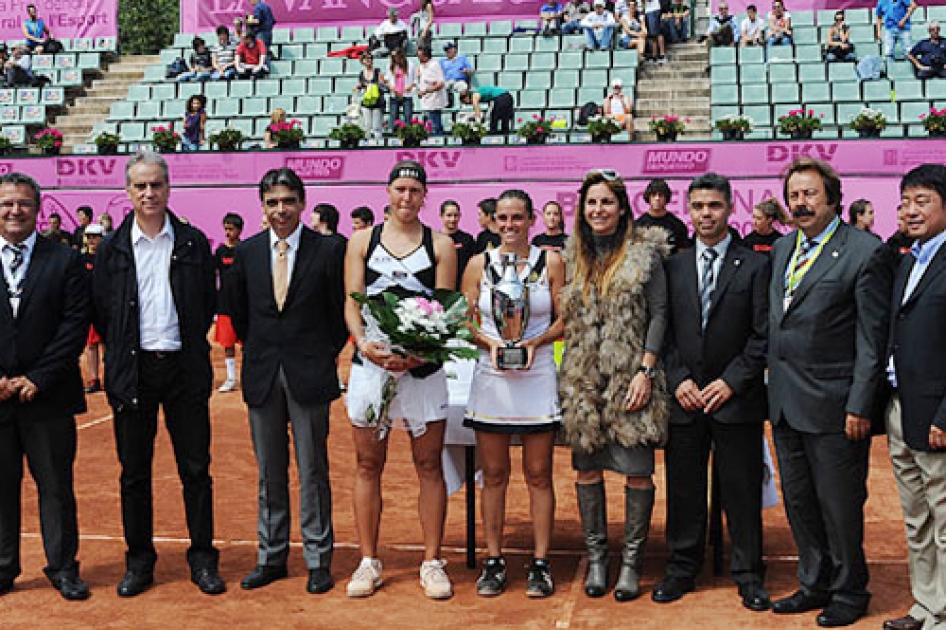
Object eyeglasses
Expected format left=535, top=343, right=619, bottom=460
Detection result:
left=584, top=168, right=620, bottom=181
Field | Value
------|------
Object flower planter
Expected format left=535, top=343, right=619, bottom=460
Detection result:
left=339, top=140, right=360, bottom=150
left=97, top=144, right=119, bottom=155
left=857, top=128, right=882, bottom=138
left=525, top=136, right=548, bottom=145
left=42, top=147, right=61, bottom=156
left=928, top=129, right=946, bottom=137
left=216, top=143, right=242, bottom=152
left=400, top=139, right=422, bottom=148
left=461, top=137, right=482, bottom=146
left=591, top=133, right=612, bottom=143
left=277, top=141, right=301, bottom=150
left=656, top=131, right=678, bottom=142
left=790, top=130, right=814, bottom=140
left=155, top=146, right=177, bottom=153
left=721, top=129, right=745, bottom=141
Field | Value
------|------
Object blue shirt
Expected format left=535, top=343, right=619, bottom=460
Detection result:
left=440, top=54, right=473, bottom=81
left=253, top=1, right=276, bottom=33
left=477, top=85, right=508, bottom=101
left=909, top=37, right=946, bottom=64
left=541, top=2, right=563, bottom=13
left=876, top=0, right=913, bottom=31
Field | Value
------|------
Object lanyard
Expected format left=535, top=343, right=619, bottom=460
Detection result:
left=784, top=220, right=839, bottom=298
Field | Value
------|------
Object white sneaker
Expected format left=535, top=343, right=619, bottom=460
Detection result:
left=347, top=558, right=382, bottom=598
left=419, top=559, right=453, bottom=600
left=218, top=378, right=238, bottom=393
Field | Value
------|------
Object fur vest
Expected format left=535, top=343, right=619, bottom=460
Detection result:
left=559, top=227, right=670, bottom=454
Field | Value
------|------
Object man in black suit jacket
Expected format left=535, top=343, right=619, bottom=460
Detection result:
left=92, top=151, right=224, bottom=597
left=882, top=164, right=946, bottom=630
left=227, top=168, right=347, bottom=594
left=655, top=173, right=771, bottom=611
left=0, top=172, right=90, bottom=600
left=768, top=158, right=892, bottom=628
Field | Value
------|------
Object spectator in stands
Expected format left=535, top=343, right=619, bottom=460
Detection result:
left=619, top=1, right=649, bottom=55
left=459, top=85, right=515, bottom=135
left=246, top=0, right=276, bottom=55
left=848, top=199, right=878, bottom=234
left=825, top=11, right=856, bottom=62
left=312, top=203, right=344, bottom=241
left=83, top=223, right=105, bottom=394
left=213, top=25, right=239, bottom=80
left=664, top=0, right=690, bottom=44
left=414, top=45, right=448, bottom=136
left=583, top=0, right=617, bottom=51
left=876, top=0, right=917, bottom=60
left=532, top=201, right=569, bottom=251
left=182, top=94, right=207, bottom=152
left=385, top=48, right=416, bottom=128
left=263, top=107, right=286, bottom=149
left=440, top=41, right=475, bottom=94
left=351, top=206, right=375, bottom=231
left=907, top=21, right=946, bottom=78
left=233, top=17, right=247, bottom=41
left=705, top=2, right=740, bottom=48
left=98, top=213, right=114, bottom=234
left=355, top=51, right=386, bottom=139
left=178, top=37, right=214, bottom=82
left=72, top=205, right=92, bottom=250
left=541, top=1, right=566, bottom=35
left=411, top=0, right=435, bottom=52
left=474, top=198, right=501, bottom=253
left=22, top=4, right=51, bottom=53
left=643, top=0, right=669, bottom=62
left=563, top=0, right=592, bottom=34
left=42, top=212, right=72, bottom=246
left=636, top=178, right=691, bottom=253
left=373, top=8, right=410, bottom=55
left=440, top=200, right=476, bottom=285
left=603, top=78, right=634, bottom=134
left=4, top=45, right=35, bottom=88
left=742, top=197, right=787, bottom=255
left=766, top=0, right=792, bottom=47
left=235, top=30, right=269, bottom=79
left=740, top=5, right=766, bottom=46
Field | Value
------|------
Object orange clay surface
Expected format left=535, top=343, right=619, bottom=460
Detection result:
left=0, top=343, right=913, bottom=629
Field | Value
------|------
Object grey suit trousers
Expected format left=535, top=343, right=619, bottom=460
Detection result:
left=886, top=395, right=946, bottom=630
left=248, top=367, right=333, bottom=570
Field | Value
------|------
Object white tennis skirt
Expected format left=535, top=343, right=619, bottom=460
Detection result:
left=347, top=360, right=449, bottom=437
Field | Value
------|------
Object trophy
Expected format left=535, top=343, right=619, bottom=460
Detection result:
left=491, top=252, right=531, bottom=370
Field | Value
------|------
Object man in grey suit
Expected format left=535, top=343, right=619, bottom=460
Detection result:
left=227, top=168, right=348, bottom=594
left=768, top=158, right=892, bottom=627
left=882, top=164, right=946, bottom=630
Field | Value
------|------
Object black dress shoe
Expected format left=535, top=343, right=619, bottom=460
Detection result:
left=240, top=565, right=288, bottom=590
left=883, top=615, right=924, bottom=630
left=739, top=584, right=771, bottom=612
left=51, top=574, right=91, bottom=601
left=192, top=567, right=226, bottom=595
left=307, top=568, right=334, bottom=594
left=772, top=590, right=831, bottom=614
left=817, top=602, right=866, bottom=627
left=0, top=578, right=14, bottom=596
left=651, top=576, right=695, bottom=603
left=117, top=571, right=154, bottom=597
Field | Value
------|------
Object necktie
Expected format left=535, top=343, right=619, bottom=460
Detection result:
left=273, top=239, right=289, bottom=310
left=791, top=238, right=817, bottom=280
left=700, top=248, right=718, bottom=330
left=4, top=243, right=25, bottom=291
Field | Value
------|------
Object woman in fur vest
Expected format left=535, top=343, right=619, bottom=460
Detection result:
left=559, top=169, right=670, bottom=601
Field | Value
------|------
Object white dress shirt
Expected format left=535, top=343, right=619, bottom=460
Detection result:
left=269, top=222, right=303, bottom=282
left=132, top=215, right=182, bottom=351
left=695, top=232, right=733, bottom=293
left=1, top=231, right=37, bottom=318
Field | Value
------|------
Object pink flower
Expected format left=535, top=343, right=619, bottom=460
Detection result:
left=808, top=109, right=814, bottom=116
left=920, top=114, right=927, bottom=119
left=414, top=297, right=434, bottom=315
left=537, top=127, right=544, bottom=133
left=532, top=114, right=539, bottom=119
left=517, top=118, right=523, bottom=123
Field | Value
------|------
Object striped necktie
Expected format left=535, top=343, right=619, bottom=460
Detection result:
left=792, top=238, right=817, bottom=279
left=700, top=247, right=718, bottom=330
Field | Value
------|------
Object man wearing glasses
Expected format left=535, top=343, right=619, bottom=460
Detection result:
left=906, top=21, right=946, bottom=79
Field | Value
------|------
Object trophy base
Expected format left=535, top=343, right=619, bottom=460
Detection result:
left=497, top=346, right=528, bottom=370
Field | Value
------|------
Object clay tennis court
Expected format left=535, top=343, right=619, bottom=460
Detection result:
left=2, top=344, right=911, bottom=629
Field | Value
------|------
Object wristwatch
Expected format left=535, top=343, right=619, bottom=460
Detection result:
left=637, top=365, right=657, bottom=380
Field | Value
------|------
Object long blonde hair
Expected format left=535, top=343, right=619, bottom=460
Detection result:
left=270, top=108, right=287, bottom=125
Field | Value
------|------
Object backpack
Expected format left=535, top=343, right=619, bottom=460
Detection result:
left=362, top=82, right=381, bottom=107
left=577, top=101, right=601, bottom=126
left=165, top=57, right=187, bottom=79
left=855, top=54, right=884, bottom=81
left=44, top=38, right=64, bottom=54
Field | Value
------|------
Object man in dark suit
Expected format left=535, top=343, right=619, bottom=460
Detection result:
left=882, top=164, right=946, bottom=630
left=227, top=168, right=347, bottom=594
left=655, top=173, right=771, bottom=611
left=92, top=151, right=224, bottom=597
left=768, top=158, right=892, bottom=627
left=0, top=172, right=90, bottom=600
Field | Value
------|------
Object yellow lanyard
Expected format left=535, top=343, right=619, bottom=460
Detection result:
left=785, top=220, right=839, bottom=297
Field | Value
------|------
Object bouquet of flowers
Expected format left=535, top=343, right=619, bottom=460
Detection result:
left=269, top=119, right=305, bottom=148
left=151, top=126, right=180, bottom=152
left=34, top=127, right=63, bottom=153
left=393, top=117, right=432, bottom=147
left=777, top=108, right=823, bottom=137
left=350, top=289, right=478, bottom=436
left=920, top=107, right=946, bottom=135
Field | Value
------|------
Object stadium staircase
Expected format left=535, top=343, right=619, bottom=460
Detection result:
left=634, top=40, right=711, bottom=141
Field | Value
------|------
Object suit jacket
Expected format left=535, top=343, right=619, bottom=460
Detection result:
left=663, top=241, right=771, bottom=425
left=0, top=235, right=89, bottom=423
left=888, top=241, right=946, bottom=450
left=768, top=220, right=893, bottom=434
left=227, top=226, right=348, bottom=408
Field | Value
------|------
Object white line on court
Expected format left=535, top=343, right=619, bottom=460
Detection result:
left=77, top=414, right=112, bottom=430
left=554, top=557, right=586, bottom=629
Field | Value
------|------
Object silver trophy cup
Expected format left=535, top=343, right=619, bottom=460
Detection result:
left=491, top=252, right=531, bottom=370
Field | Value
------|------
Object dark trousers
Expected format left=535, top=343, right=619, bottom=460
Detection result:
left=489, top=92, right=515, bottom=135
left=664, top=416, right=765, bottom=586
left=0, top=414, right=79, bottom=582
left=4, top=66, right=33, bottom=88
left=773, top=420, right=871, bottom=610
left=112, top=351, right=218, bottom=574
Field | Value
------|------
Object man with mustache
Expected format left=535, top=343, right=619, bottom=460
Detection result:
left=767, top=158, right=892, bottom=627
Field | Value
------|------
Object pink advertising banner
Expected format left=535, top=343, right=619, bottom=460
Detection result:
left=0, top=0, right=118, bottom=41
left=711, top=0, right=946, bottom=17
left=182, top=0, right=537, bottom=35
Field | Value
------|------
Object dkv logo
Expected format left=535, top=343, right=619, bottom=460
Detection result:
left=766, top=143, right=839, bottom=163
left=57, top=157, right=120, bottom=179
left=395, top=150, right=462, bottom=170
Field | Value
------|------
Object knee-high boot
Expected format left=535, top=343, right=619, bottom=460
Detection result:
left=576, top=481, right=608, bottom=597
left=614, top=485, right=655, bottom=601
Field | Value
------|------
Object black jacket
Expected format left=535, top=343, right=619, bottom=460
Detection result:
left=0, top=236, right=89, bottom=422
left=92, top=210, right=216, bottom=410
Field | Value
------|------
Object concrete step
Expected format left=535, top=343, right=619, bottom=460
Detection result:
left=635, top=85, right=710, bottom=98
left=636, top=65, right=708, bottom=79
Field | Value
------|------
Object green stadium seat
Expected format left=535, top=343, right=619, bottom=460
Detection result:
left=558, top=51, right=584, bottom=69
left=308, top=77, right=332, bottom=94
left=710, top=47, right=736, bottom=65
left=270, top=96, right=295, bottom=113
left=836, top=102, right=865, bottom=123
left=272, top=28, right=292, bottom=44
left=828, top=63, right=858, bottom=81
left=613, top=49, right=639, bottom=67
left=161, top=99, right=184, bottom=118
left=320, top=58, right=345, bottom=74
left=40, top=87, right=64, bottom=105
left=740, top=64, right=767, bottom=83
left=77, top=53, right=101, bottom=70
left=316, top=27, right=338, bottom=42
left=438, top=23, right=463, bottom=39
left=870, top=101, right=900, bottom=123
left=293, top=27, right=316, bottom=43
left=802, top=81, right=831, bottom=102
left=281, top=78, right=308, bottom=96
left=926, top=81, right=946, bottom=100
left=58, top=68, right=84, bottom=86
left=203, top=82, right=227, bottom=99
left=711, top=84, right=739, bottom=105
left=555, top=70, right=579, bottom=88
left=772, top=83, right=799, bottom=103
left=334, top=76, right=358, bottom=92
left=323, top=95, right=349, bottom=114
left=227, top=118, right=254, bottom=136
left=489, top=21, right=513, bottom=36
left=767, top=46, right=794, bottom=61
left=741, top=84, right=769, bottom=103
left=793, top=10, right=815, bottom=26
left=160, top=49, right=180, bottom=64
left=296, top=96, right=322, bottom=113
left=577, top=87, right=604, bottom=103
left=120, top=122, right=146, bottom=142
left=585, top=51, right=612, bottom=68
left=509, top=38, right=534, bottom=53
left=793, top=28, right=819, bottom=45
left=525, top=71, right=553, bottom=90
left=862, top=80, right=893, bottom=102
left=808, top=104, right=835, bottom=124
left=535, top=37, right=560, bottom=53
left=497, top=71, right=524, bottom=90
left=0, top=106, right=21, bottom=123
left=504, top=55, right=530, bottom=71
left=798, top=63, right=826, bottom=82
left=241, top=97, right=269, bottom=116
left=127, top=85, right=150, bottom=101
left=831, top=81, right=861, bottom=101
left=305, top=43, right=329, bottom=57
left=583, top=69, right=609, bottom=88
left=280, top=44, right=304, bottom=60
left=711, top=66, right=738, bottom=84
left=177, top=82, right=204, bottom=101
left=310, top=116, right=337, bottom=137
left=739, top=47, right=765, bottom=63
left=519, top=90, right=547, bottom=109
left=214, top=99, right=240, bottom=117
left=255, top=79, right=281, bottom=97
left=229, top=82, right=254, bottom=99
left=109, top=101, right=135, bottom=120
left=928, top=5, right=946, bottom=21
left=816, top=10, right=836, bottom=24
left=295, top=59, right=319, bottom=76
left=477, top=55, right=503, bottom=72
left=340, top=25, right=365, bottom=42
left=880, top=123, right=905, bottom=137
left=849, top=25, right=875, bottom=43
left=173, top=33, right=192, bottom=48
left=741, top=104, right=772, bottom=126
left=531, top=54, right=557, bottom=71
left=795, top=43, right=822, bottom=62
left=769, top=64, right=797, bottom=83
left=894, top=78, right=925, bottom=100
left=254, top=118, right=274, bottom=137
left=151, top=84, right=175, bottom=100
left=481, top=38, right=508, bottom=54
left=846, top=8, right=872, bottom=24
left=711, top=104, right=739, bottom=120
left=548, top=88, right=576, bottom=107
left=460, top=40, right=483, bottom=54
left=887, top=61, right=916, bottom=80
left=465, top=22, right=488, bottom=37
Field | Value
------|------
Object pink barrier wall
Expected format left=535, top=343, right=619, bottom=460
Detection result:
left=0, top=0, right=118, bottom=40
left=8, top=138, right=936, bottom=248
left=711, top=0, right=946, bottom=17
left=182, top=0, right=537, bottom=35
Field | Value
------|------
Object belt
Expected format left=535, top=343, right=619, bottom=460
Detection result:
left=140, top=350, right=180, bottom=360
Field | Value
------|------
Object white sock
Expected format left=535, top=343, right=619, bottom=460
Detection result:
left=225, top=357, right=236, bottom=381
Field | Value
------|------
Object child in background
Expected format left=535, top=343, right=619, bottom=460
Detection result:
left=215, top=213, right=244, bottom=392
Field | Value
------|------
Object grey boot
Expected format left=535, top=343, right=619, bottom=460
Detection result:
left=614, top=485, right=655, bottom=602
left=576, top=482, right=608, bottom=598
